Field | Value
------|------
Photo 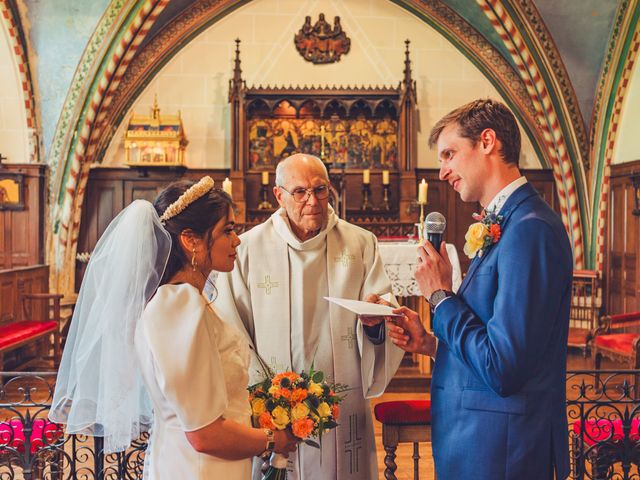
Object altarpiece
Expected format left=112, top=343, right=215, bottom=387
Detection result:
left=228, top=39, right=419, bottom=231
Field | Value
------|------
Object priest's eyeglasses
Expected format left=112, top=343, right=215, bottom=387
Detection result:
left=279, top=184, right=330, bottom=203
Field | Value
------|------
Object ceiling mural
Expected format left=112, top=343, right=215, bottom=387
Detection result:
left=30, top=0, right=636, bottom=292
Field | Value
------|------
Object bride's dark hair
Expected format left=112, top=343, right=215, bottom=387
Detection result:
left=153, top=180, right=233, bottom=286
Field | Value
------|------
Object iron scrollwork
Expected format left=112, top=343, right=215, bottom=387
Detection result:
left=4, top=370, right=640, bottom=478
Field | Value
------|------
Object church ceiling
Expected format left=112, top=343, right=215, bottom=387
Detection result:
left=441, top=0, right=619, bottom=130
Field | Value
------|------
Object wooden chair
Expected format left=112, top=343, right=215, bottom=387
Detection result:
left=568, top=270, right=600, bottom=357
left=374, top=400, right=434, bottom=480
left=592, top=311, right=640, bottom=397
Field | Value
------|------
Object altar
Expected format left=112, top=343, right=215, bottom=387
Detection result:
left=378, top=241, right=462, bottom=297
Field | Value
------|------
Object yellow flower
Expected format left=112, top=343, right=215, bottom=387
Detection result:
left=317, top=402, right=331, bottom=419
left=291, top=402, right=310, bottom=421
left=251, top=398, right=266, bottom=417
left=463, top=222, right=489, bottom=259
left=308, top=382, right=323, bottom=396
left=271, top=406, right=290, bottom=430
left=268, top=385, right=280, bottom=396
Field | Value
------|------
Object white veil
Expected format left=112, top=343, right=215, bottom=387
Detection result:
left=50, top=200, right=172, bottom=453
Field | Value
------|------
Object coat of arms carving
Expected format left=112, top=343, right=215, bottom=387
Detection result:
left=294, top=14, right=351, bottom=64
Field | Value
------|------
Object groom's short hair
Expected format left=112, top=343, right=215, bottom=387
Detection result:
left=428, top=99, right=521, bottom=165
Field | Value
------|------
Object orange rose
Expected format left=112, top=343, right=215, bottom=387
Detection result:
left=291, top=388, right=308, bottom=403
left=489, top=224, right=501, bottom=243
left=292, top=418, right=315, bottom=439
left=272, top=372, right=300, bottom=386
left=331, top=405, right=340, bottom=420
left=279, top=388, right=292, bottom=400
left=259, top=411, right=276, bottom=430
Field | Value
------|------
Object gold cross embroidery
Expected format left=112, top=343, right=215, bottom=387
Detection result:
left=257, top=275, right=279, bottom=295
left=341, top=327, right=357, bottom=349
left=335, top=250, right=355, bottom=268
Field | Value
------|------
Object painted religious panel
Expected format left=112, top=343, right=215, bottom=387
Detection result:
left=248, top=116, right=398, bottom=169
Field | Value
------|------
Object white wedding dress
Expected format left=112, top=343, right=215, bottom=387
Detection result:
left=135, top=283, right=252, bottom=479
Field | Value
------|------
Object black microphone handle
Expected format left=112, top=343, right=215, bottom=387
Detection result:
left=427, top=232, right=443, bottom=250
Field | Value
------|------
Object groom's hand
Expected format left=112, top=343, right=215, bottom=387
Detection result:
left=415, top=241, right=453, bottom=299
left=387, top=306, right=437, bottom=356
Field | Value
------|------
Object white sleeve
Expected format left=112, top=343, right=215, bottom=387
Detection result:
left=357, top=232, right=405, bottom=398
left=143, top=287, right=228, bottom=431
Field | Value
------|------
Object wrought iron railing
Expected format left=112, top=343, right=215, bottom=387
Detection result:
left=567, top=370, right=640, bottom=480
left=2, top=370, right=640, bottom=479
left=0, top=372, right=147, bottom=479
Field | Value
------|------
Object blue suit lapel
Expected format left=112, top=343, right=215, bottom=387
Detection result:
left=457, top=183, right=539, bottom=296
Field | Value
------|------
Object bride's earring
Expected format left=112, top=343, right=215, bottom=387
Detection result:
left=191, top=248, right=197, bottom=271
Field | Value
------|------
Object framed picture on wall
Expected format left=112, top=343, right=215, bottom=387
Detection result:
left=0, top=173, right=25, bottom=210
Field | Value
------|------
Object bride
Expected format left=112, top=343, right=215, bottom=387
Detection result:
left=50, top=177, right=297, bottom=479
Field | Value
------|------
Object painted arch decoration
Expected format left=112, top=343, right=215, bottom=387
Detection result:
left=47, top=0, right=591, bottom=293
left=590, top=1, right=640, bottom=273
left=0, top=0, right=39, bottom=159
left=475, top=0, right=588, bottom=268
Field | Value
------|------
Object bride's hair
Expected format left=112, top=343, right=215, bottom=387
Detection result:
left=154, top=180, right=233, bottom=285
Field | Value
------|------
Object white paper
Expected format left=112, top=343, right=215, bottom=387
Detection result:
left=324, top=296, right=402, bottom=316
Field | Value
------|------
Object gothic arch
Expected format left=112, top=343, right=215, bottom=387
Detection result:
left=47, top=0, right=591, bottom=292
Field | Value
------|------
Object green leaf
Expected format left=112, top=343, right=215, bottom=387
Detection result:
left=324, top=420, right=338, bottom=429
left=312, top=371, right=324, bottom=383
left=304, top=439, right=320, bottom=448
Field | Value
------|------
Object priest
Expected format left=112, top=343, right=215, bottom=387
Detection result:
left=215, top=153, right=404, bottom=480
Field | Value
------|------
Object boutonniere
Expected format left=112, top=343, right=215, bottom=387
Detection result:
left=463, top=210, right=503, bottom=259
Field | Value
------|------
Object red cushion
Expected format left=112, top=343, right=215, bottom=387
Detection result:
left=568, top=328, right=590, bottom=346
left=374, top=400, right=432, bottom=424
left=573, top=418, right=640, bottom=446
left=0, top=419, right=63, bottom=453
left=0, top=321, right=57, bottom=349
left=594, top=333, right=640, bottom=354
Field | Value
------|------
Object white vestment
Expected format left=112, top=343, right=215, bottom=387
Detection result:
left=215, top=207, right=404, bottom=480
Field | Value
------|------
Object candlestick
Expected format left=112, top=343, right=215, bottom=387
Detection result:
left=418, top=203, right=425, bottom=243
left=361, top=184, right=371, bottom=210
left=258, top=183, right=273, bottom=210
left=382, top=170, right=390, bottom=185
left=418, top=179, right=428, bottom=204
left=222, top=177, right=232, bottom=196
left=363, top=169, right=370, bottom=185
left=261, top=171, right=269, bottom=186
left=320, top=125, right=326, bottom=160
left=382, top=184, right=390, bottom=211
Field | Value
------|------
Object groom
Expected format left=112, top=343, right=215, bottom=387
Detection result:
left=388, top=99, right=573, bottom=479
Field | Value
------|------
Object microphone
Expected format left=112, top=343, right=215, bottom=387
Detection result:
left=424, top=211, right=446, bottom=250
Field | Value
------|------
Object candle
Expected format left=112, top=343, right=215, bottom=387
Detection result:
left=382, top=170, right=390, bottom=185
left=222, top=177, right=232, bottom=196
left=261, top=171, right=269, bottom=185
left=418, top=179, right=428, bottom=204
left=363, top=169, right=370, bottom=185
left=321, top=125, right=325, bottom=153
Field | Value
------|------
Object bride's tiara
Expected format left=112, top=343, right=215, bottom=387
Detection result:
left=159, top=176, right=215, bottom=225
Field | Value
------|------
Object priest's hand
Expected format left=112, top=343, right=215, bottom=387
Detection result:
left=359, top=293, right=392, bottom=327
left=387, top=306, right=437, bottom=356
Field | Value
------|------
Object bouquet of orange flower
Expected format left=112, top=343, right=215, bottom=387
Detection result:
left=248, top=362, right=348, bottom=479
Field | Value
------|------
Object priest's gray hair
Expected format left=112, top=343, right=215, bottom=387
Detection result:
left=275, top=153, right=328, bottom=187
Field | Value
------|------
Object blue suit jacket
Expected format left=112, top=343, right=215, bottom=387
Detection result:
left=431, top=183, right=573, bottom=480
